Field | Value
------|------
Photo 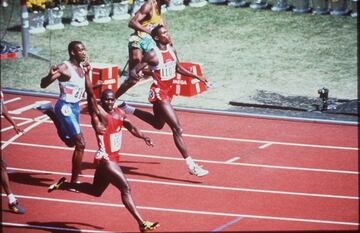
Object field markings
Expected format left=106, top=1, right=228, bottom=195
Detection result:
left=211, top=216, right=243, bottom=232
left=0, top=118, right=33, bottom=133
left=3, top=141, right=358, bottom=175
left=7, top=115, right=360, bottom=151
left=3, top=97, right=21, bottom=104
left=7, top=167, right=359, bottom=200
left=1, top=115, right=49, bottom=150
left=1, top=194, right=358, bottom=226
left=225, top=157, right=240, bottom=163
left=8, top=100, right=50, bottom=115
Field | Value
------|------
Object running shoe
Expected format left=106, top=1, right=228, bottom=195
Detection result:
left=118, top=101, right=135, bottom=114
left=8, top=201, right=25, bottom=214
left=189, top=164, right=209, bottom=177
left=34, top=102, right=53, bottom=111
left=140, top=221, right=160, bottom=232
left=48, top=177, right=67, bottom=193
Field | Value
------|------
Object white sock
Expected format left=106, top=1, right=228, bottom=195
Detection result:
left=185, top=156, right=195, bottom=170
left=124, top=105, right=135, bottom=114
left=7, top=193, right=16, bottom=204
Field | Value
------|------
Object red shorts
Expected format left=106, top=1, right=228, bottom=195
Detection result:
left=148, top=83, right=174, bottom=103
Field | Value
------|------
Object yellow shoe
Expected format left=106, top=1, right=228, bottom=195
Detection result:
left=48, top=177, right=67, bottom=193
left=140, top=221, right=160, bottom=232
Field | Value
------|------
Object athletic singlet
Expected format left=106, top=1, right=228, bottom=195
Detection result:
left=58, top=61, right=85, bottom=103
left=137, top=0, right=163, bottom=38
left=150, top=45, right=177, bottom=87
left=101, top=108, right=126, bottom=162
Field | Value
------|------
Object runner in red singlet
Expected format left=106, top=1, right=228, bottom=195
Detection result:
left=48, top=62, right=159, bottom=232
left=128, top=25, right=209, bottom=177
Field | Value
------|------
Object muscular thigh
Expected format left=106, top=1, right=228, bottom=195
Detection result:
left=154, top=100, right=181, bottom=129
left=105, top=161, right=129, bottom=190
left=92, top=160, right=111, bottom=193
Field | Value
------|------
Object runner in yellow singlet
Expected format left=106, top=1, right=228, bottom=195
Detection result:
left=116, top=0, right=172, bottom=99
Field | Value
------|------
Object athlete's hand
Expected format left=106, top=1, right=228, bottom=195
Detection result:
left=144, top=136, right=154, bottom=147
left=82, top=60, right=91, bottom=74
left=13, top=126, right=24, bottom=135
left=197, top=75, right=208, bottom=83
left=49, top=65, right=59, bottom=76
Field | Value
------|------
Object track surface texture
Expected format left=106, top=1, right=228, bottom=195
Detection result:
left=1, top=92, right=359, bottom=233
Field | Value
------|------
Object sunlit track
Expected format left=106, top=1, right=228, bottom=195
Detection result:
left=7, top=115, right=359, bottom=151
left=1, top=194, right=358, bottom=226
left=3, top=141, right=358, bottom=175
left=1, top=92, right=358, bottom=232
left=7, top=167, right=358, bottom=200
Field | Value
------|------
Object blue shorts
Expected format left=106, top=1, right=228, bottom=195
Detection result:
left=54, top=99, right=81, bottom=139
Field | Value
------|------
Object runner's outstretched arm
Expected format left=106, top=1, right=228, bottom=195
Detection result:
left=83, top=61, right=106, bottom=135
left=1, top=99, right=24, bottom=134
left=123, top=119, right=153, bottom=147
left=40, top=64, right=68, bottom=88
left=176, top=63, right=208, bottom=83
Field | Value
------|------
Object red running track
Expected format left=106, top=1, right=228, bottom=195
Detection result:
left=1, top=92, right=359, bottom=232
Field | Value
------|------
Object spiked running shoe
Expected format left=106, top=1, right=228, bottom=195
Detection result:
left=118, top=101, right=135, bottom=114
left=140, top=221, right=160, bottom=232
left=48, top=177, right=67, bottom=193
left=8, top=201, right=25, bottom=214
left=34, top=102, right=54, bottom=112
left=189, top=164, right=209, bottom=177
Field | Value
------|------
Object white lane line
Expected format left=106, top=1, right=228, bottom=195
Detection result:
left=1, top=115, right=49, bottom=150
left=8, top=100, right=50, bottom=115
left=8, top=167, right=359, bottom=200
left=1, top=194, right=358, bottom=226
left=1, top=222, right=115, bottom=233
left=225, top=157, right=240, bottom=163
left=7, top=115, right=359, bottom=151
left=3, top=97, right=21, bottom=104
left=259, top=143, right=273, bottom=149
left=3, top=141, right=358, bottom=175
left=0, top=118, right=33, bottom=132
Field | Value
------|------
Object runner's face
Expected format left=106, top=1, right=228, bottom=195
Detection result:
left=158, top=28, right=170, bottom=45
left=101, top=92, right=115, bottom=112
left=72, top=43, right=87, bottom=62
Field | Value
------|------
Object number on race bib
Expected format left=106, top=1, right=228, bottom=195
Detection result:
left=109, top=132, right=122, bottom=152
left=160, top=62, right=176, bottom=81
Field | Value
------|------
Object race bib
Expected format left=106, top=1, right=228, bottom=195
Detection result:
left=160, top=61, right=176, bottom=81
left=63, top=86, right=85, bottom=102
left=109, top=131, right=122, bottom=152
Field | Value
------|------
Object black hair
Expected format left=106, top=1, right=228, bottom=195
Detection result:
left=150, top=25, right=164, bottom=39
left=68, top=41, right=83, bottom=57
left=100, top=89, right=115, bottom=102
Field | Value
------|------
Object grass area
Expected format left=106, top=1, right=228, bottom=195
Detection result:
left=0, top=1, right=357, bottom=111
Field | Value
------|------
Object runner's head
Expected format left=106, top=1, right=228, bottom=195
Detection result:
left=68, top=41, right=86, bottom=63
left=151, top=25, right=170, bottom=45
left=100, top=89, right=116, bottom=113
left=159, top=0, right=170, bottom=6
